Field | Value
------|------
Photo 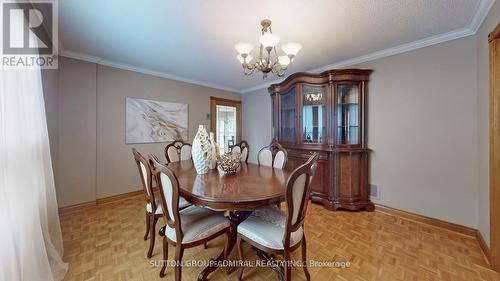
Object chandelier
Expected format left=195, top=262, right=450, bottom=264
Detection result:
left=234, top=19, right=302, bottom=79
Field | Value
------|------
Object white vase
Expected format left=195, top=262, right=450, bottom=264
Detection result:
left=208, top=132, right=218, bottom=170
left=192, top=125, right=210, bottom=174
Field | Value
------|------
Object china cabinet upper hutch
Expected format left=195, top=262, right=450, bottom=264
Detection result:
left=269, top=69, right=374, bottom=211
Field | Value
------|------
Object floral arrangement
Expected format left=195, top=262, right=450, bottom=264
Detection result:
left=217, top=152, right=241, bottom=175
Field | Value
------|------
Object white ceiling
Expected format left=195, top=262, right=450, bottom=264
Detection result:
left=59, top=0, right=494, bottom=93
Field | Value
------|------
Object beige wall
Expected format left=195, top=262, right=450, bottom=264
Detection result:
left=96, top=65, right=240, bottom=198
left=243, top=35, right=479, bottom=228
left=52, top=57, right=240, bottom=207
left=354, top=36, right=478, bottom=228
left=42, top=69, right=59, bottom=185
left=476, top=0, right=500, bottom=247
left=242, top=90, right=273, bottom=164
left=57, top=58, right=97, bottom=207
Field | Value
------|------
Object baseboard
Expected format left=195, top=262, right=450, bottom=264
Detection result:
left=375, top=204, right=477, bottom=237
left=374, top=204, right=494, bottom=265
left=58, top=200, right=96, bottom=215
left=58, top=189, right=143, bottom=215
left=476, top=230, right=491, bottom=264
left=96, top=189, right=143, bottom=205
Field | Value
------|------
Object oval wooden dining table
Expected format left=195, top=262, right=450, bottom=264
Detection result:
left=166, top=160, right=291, bottom=281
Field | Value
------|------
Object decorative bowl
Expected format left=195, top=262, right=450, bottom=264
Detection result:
left=217, top=153, right=241, bottom=175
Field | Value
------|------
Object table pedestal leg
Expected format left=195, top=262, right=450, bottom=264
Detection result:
left=254, top=248, right=285, bottom=281
left=197, top=211, right=251, bottom=281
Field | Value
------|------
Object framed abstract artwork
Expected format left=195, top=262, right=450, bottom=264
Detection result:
left=126, top=97, right=188, bottom=144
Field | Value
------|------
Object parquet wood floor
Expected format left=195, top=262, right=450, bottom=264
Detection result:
left=60, top=195, right=499, bottom=281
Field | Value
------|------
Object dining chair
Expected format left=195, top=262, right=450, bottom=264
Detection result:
left=258, top=140, right=288, bottom=209
left=165, top=140, right=192, bottom=163
left=164, top=140, right=194, bottom=213
left=149, top=155, right=231, bottom=280
left=236, top=153, right=319, bottom=281
left=132, top=148, right=164, bottom=258
left=257, top=140, right=288, bottom=169
left=230, top=140, right=250, bottom=163
left=165, top=140, right=209, bottom=248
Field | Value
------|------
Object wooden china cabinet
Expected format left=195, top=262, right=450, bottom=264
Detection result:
left=269, top=69, right=374, bottom=211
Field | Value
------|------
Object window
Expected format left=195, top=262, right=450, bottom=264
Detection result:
left=210, top=97, right=241, bottom=154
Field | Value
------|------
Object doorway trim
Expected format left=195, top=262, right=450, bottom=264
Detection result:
left=489, top=22, right=500, bottom=272
left=210, top=96, right=242, bottom=146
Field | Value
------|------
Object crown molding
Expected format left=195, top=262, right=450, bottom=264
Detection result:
left=308, top=28, right=475, bottom=72
left=59, top=50, right=240, bottom=93
left=60, top=50, right=102, bottom=63
left=60, top=0, right=495, bottom=95
left=240, top=0, right=495, bottom=94
left=97, top=59, right=241, bottom=93
left=469, top=0, right=495, bottom=33
left=241, top=27, right=475, bottom=94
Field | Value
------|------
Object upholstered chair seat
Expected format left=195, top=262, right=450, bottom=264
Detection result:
left=237, top=206, right=303, bottom=250
left=147, top=197, right=191, bottom=214
left=149, top=155, right=231, bottom=280
left=237, top=153, right=319, bottom=281
left=164, top=205, right=230, bottom=244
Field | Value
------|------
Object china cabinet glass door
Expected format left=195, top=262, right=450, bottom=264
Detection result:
left=280, top=88, right=296, bottom=143
left=301, top=85, right=326, bottom=144
left=271, top=96, right=276, bottom=138
left=336, top=83, right=360, bottom=145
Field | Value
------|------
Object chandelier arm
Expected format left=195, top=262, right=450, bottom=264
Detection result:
left=274, top=68, right=285, bottom=77
left=259, top=43, right=263, bottom=63
left=253, top=61, right=261, bottom=71
left=267, top=48, right=272, bottom=67
left=242, top=63, right=254, bottom=75
left=272, top=63, right=280, bottom=74
left=273, top=62, right=287, bottom=77
left=243, top=66, right=256, bottom=76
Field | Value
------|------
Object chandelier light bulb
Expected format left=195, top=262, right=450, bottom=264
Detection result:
left=278, top=56, right=290, bottom=67
left=234, top=42, right=254, bottom=55
left=282, top=42, right=302, bottom=56
left=236, top=55, right=244, bottom=64
left=259, top=33, right=280, bottom=49
left=236, top=54, right=253, bottom=64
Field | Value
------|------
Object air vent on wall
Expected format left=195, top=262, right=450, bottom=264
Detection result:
left=370, top=184, right=380, bottom=200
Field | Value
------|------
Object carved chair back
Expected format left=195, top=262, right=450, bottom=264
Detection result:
left=132, top=148, right=156, bottom=210
left=257, top=140, right=288, bottom=169
left=283, top=153, right=319, bottom=247
left=230, top=140, right=250, bottom=163
left=149, top=154, right=184, bottom=242
left=165, top=140, right=192, bottom=163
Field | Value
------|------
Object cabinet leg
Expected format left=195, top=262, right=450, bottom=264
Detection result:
left=365, top=204, right=375, bottom=212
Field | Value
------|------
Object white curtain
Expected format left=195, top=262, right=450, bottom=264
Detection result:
left=0, top=66, right=68, bottom=279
